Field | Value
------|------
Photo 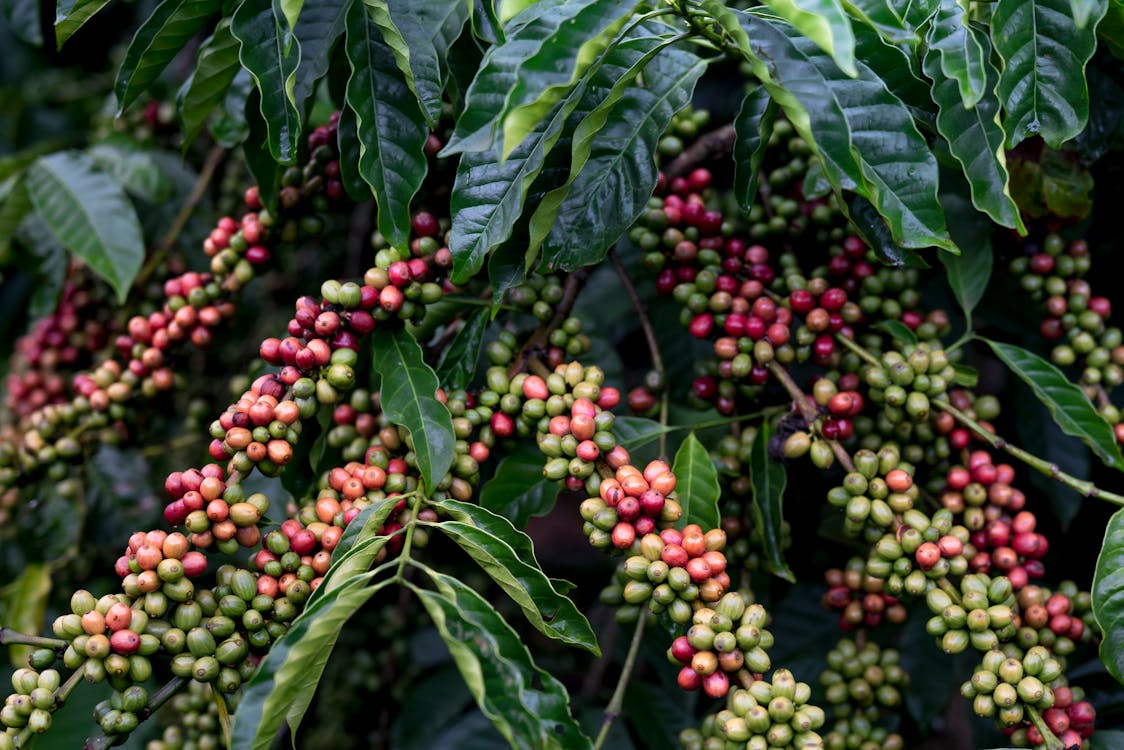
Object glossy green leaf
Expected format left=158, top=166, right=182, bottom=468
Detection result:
left=844, top=195, right=925, bottom=267
left=749, top=423, right=794, bottom=582
left=385, top=0, right=471, bottom=124
left=344, top=0, right=429, bottom=250
left=926, top=0, right=986, bottom=107
left=613, top=416, right=673, bottom=451
left=2, top=0, right=43, bottom=45
left=872, top=319, right=918, bottom=347
left=177, top=20, right=242, bottom=148
left=25, top=151, right=144, bottom=303
left=761, top=0, right=857, bottom=75
left=424, top=503, right=599, bottom=653
left=991, top=0, right=1108, bottom=148
left=86, top=135, right=173, bottom=202
left=241, top=92, right=280, bottom=212
left=436, top=308, right=490, bottom=390
left=1093, top=508, right=1124, bottom=683
left=278, top=0, right=302, bottom=36
left=850, top=20, right=930, bottom=111
left=541, top=44, right=705, bottom=271
left=732, top=85, right=778, bottom=215
left=432, top=497, right=541, bottom=563
left=335, top=101, right=369, bottom=200
left=116, top=0, right=221, bottom=115
left=304, top=496, right=399, bottom=608
left=938, top=187, right=993, bottom=321
left=0, top=176, right=32, bottom=258
left=231, top=0, right=301, bottom=163
left=54, top=0, right=110, bottom=48
left=210, top=68, right=253, bottom=147
left=951, top=363, right=978, bottom=388
left=924, top=25, right=1024, bottom=232
left=413, top=569, right=592, bottom=750
left=501, top=0, right=637, bottom=159
left=290, top=0, right=348, bottom=115
left=479, top=445, right=559, bottom=528
left=982, top=338, right=1124, bottom=470
left=370, top=327, right=456, bottom=491
left=671, top=432, right=721, bottom=531
left=1040, top=147, right=1095, bottom=218
left=0, top=564, right=51, bottom=666
left=1073, top=0, right=1104, bottom=28
left=230, top=573, right=387, bottom=750
left=737, top=10, right=954, bottom=252
left=841, top=0, right=924, bottom=45
left=468, top=0, right=504, bottom=45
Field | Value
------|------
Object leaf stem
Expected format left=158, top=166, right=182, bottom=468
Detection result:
left=592, top=612, right=647, bottom=750
left=0, top=628, right=67, bottom=650
left=1026, top=706, right=1066, bottom=750
left=394, top=494, right=425, bottom=581
left=932, top=397, right=1124, bottom=506
left=766, top=361, right=855, bottom=472
left=834, top=333, right=883, bottom=370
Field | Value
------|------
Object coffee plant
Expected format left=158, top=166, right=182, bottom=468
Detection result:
left=4, top=0, right=1124, bottom=748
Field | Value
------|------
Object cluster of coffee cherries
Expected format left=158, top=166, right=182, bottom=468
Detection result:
left=863, top=343, right=956, bottom=437
left=1014, top=583, right=1095, bottom=658
left=3, top=275, right=111, bottom=422
left=960, top=646, right=1061, bottom=728
left=824, top=447, right=919, bottom=539
left=0, top=664, right=62, bottom=741
left=1005, top=684, right=1096, bottom=749
left=821, top=558, right=907, bottom=631
left=145, top=680, right=225, bottom=750
left=680, top=667, right=826, bottom=750
left=666, top=596, right=773, bottom=698
left=657, top=104, right=712, bottom=159
left=819, top=639, right=908, bottom=750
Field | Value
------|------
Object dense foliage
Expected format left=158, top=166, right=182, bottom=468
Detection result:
left=4, top=0, right=1124, bottom=749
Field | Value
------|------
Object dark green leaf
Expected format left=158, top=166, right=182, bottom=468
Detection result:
left=732, top=86, right=777, bottom=216
left=991, top=0, right=1107, bottom=148
left=424, top=503, right=599, bottom=653
left=983, top=338, right=1124, bottom=470
left=1093, top=508, right=1124, bottom=684
left=1040, top=147, right=1095, bottom=219
left=480, top=443, right=559, bottom=527
left=391, top=667, right=476, bottom=750
left=613, top=416, right=673, bottom=452
left=938, top=186, right=993, bottom=320
left=116, top=0, right=221, bottom=115
left=924, top=25, right=1024, bottom=231
left=432, top=497, right=541, bottom=563
left=386, top=0, right=469, bottom=124
left=178, top=19, right=242, bottom=147
left=436, top=308, right=490, bottom=390
left=210, top=68, right=253, bottom=147
left=842, top=0, right=923, bottom=44
left=230, top=573, right=386, bottom=750
left=671, top=432, right=721, bottom=531
left=290, top=0, right=348, bottom=115
left=86, top=135, right=173, bottom=202
left=849, top=20, right=931, bottom=111
left=25, top=151, right=144, bottom=303
left=335, top=100, right=370, bottom=200
left=2, top=0, right=42, bottom=45
left=736, top=10, right=954, bottom=252
left=0, top=176, right=33, bottom=257
left=1017, top=388, right=1087, bottom=530
left=231, top=0, right=301, bottom=163
left=241, top=92, right=280, bottom=212
left=541, top=44, right=706, bottom=271
left=12, top=215, right=68, bottom=319
left=760, top=0, right=857, bottom=75
left=468, top=0, right=504, bottom=45
left=926, top=0, right=987, bottom=108
left=749, top=422, right=794, bottom=582
left=872, top=319, right=918, bottom=347
left=844, top=195, right=925, bottom=267
left=305, top=496, right=398, bottom=607
left=413, top=569, right=591, bottom=750
left=486, top=237, right=530, bottom=308
left=344, top=0, right=429, bottom=250
left=54, top=0, right=110, bottom=48
left=370, top=326, right=456, bottom=491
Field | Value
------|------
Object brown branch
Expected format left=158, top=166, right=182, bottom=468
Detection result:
left=507, top=269, right=590, bottom=377
left=662, top=123, right=736, bottom=179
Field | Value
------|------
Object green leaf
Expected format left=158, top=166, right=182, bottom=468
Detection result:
left=230, top=573, right=387, bottom=750
left=2, top=0, right=43, bottom=45
left=391, top=667, right=476, bottom=750
left=370, top=326, right=456, bottom=491
left=12, top=215, right=68, bottom=319
left=54, top=0, right=110, bottom=48
left=468, top=0, right=504, bottom=45
left=760, top=0, right=857, bottom=75
left=951, top=363, right=978, bottom=388
left=211, top=68, right=254, bottom=147
left=25, top=151, right=144, bottom=303
left=671, top=432, right=721, bottom=531
left=841, top=0, right=923, bottom=44
left=413, top=569, right=592, bottom=750
left=500, top=0, right=638, bottom=160
left=938, top=186, right=993, bottom=321
left=1040, top=148, right=1095, bottom=218
left=386, top=0, right=470, bottom=124
left=872, top=319, right=918, bottom=347
left=178, top=19, right=242, bottom=147
left=116, top=0, right=221, bottom=115
left=732, top=85, right=778, bottom=216
left=737, top=10, right=954, bottom=252
left=335, top=100, right=370, bottom=200
left=1016, top=388, right=1088, bottom=531
left=86, top=135, right=173, bottom=202
left=541, top=44, right=706, bottom=271
left=844, top=195, right=925, bottom=267
left=278, top=0, right=302, bottom=35
left=436, top=308, right=490, bottom=390
left=749, top=423, right=794, bottom=582
left=924, top=25, right=1024, bottom=232
left=304, top=496, right=399, bottom=608
left=479, top=444, right=559, bottom=527
left=231, top=0, right=302, bottom=163
left=982, top=338, right=1124, bottom=470
left=290, top=0, right=349, bottom=115
left=991, top=0, right=1108, bottom=148
left=612, top=416, right=673, bottom=451
left=0, top=176, right=33, bottom=258
left=431, top=497, right=542, bottom=564
left=1073, top=0, right=1104, bottom=28
left=926, top=0, right=986, bottom=108
left=849, top=20, right=931, bottom=111
left=424, top=502, right=599, bottom=653
left=344, top=0, right=429, bottom=250
left=0, top=564, right=51, bottom=666
left=241, top=93, right=280, bottom=211
left=1093, top=508, right=1124, bottom=684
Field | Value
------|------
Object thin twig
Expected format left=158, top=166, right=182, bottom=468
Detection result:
left=0, top=628, right=67, bottom=650
left=508, top=269, right=590, bottom=378
left=661, top=123, right=737, bottom=179
left=592, top=613, right=647, bottom=750
left=765, top=361, right=855, bottom=472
